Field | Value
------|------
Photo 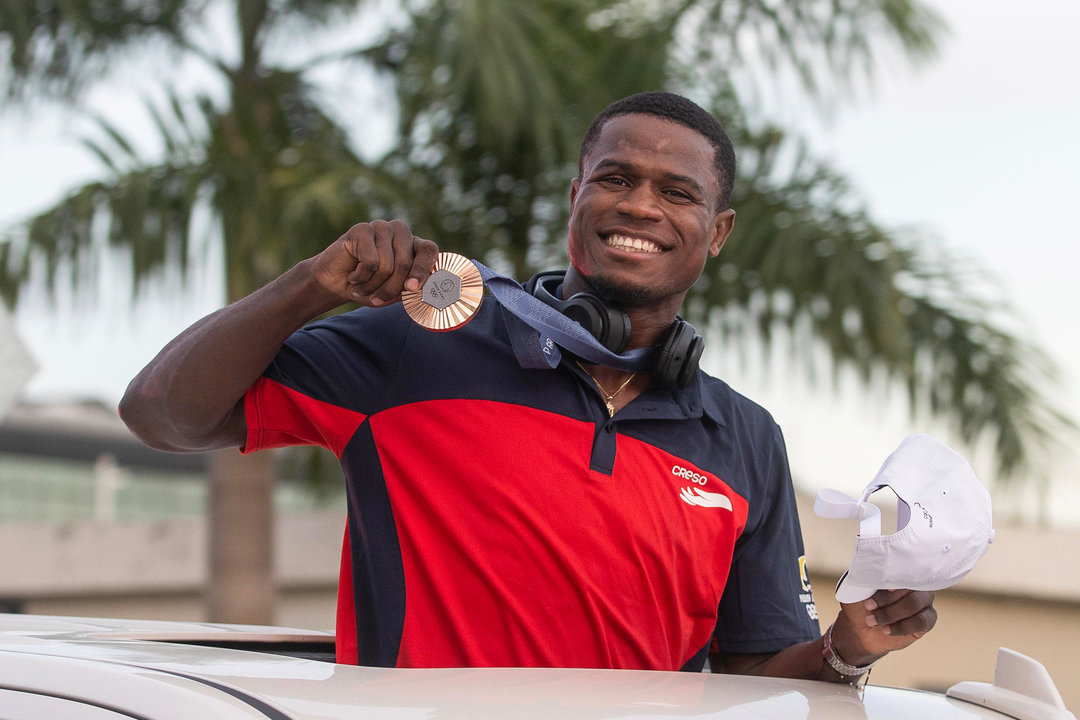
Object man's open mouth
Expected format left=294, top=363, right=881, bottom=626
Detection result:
left=605, top=234, right=662, bottom=254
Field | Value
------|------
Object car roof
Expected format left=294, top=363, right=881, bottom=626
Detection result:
left=0, top=614, right=1056, bottom=720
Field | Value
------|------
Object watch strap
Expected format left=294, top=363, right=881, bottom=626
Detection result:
left=823, top=622, right=878, bottom=681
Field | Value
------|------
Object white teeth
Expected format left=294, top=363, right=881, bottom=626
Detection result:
left=606, top=234, right=661, bottom=253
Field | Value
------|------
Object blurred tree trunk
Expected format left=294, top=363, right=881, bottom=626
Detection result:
left=206, top=449, right=276, bottom=624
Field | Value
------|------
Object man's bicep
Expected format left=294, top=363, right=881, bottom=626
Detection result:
left=222, top=397, right=249, bottom=450
left=175, top=396, right=248, bottom=452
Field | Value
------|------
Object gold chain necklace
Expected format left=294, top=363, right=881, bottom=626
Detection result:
left=576, top=361, right=636, bottom=418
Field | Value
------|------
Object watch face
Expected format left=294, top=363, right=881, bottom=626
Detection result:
left=402, top=252, right=484, bottom=331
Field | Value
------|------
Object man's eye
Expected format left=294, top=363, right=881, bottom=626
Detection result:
left=601, top=176, right=628, bottom=186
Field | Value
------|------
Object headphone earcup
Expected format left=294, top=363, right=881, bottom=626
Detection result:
left=562, top=295, right=631, bottom=354
left=529, top=272, right=631, bottom=355
left=653, top=319, right=704, bottom=389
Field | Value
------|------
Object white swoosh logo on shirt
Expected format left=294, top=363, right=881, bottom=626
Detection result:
left=679, top=486, right=733, bottom=510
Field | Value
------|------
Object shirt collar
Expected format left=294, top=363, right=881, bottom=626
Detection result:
left=614, top=370, right=727, bottom=427
left=684, top=370, right=727, bottom=427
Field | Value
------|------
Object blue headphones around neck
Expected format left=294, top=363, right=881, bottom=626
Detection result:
left=525, top=270, right=703, bottom=389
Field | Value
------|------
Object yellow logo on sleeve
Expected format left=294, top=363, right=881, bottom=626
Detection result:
left=798, top=555, right=818, bottom=621
left=798, top=555, right=811, bottom=592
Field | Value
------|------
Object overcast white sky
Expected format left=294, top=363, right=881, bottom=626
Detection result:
left=724, top=0, right=1080, bottom=523
left=2, top=0, right=1079, bottom=523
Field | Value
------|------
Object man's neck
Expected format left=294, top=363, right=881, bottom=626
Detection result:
left=560, top=267, right=682, bottom=350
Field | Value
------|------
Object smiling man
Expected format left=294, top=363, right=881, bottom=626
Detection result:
left=120, top=91, right=936, bottom=680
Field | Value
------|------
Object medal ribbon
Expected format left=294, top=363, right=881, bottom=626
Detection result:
left=472, top=261, right=655, bottom=372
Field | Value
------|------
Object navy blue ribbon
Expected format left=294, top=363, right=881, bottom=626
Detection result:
left=472, top=261, right=655, bottom=372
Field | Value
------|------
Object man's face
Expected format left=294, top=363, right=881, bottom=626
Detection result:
left=568, top=113, right=734, bottom=311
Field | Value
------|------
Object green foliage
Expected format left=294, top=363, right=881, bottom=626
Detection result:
left=0, top=0, right=1072, bottom=487
left=0, top=0, right=193, bottom=100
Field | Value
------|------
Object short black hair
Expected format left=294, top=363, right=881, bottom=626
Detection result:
left=579, top=91, right=737, bottom=210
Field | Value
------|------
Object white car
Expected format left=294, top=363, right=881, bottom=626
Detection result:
left=0, top=614, right=1072, bottom=720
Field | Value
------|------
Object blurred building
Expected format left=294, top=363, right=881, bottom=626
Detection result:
left=0, top=400, right=343, bottom=621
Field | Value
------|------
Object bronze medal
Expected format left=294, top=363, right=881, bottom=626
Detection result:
left=401, top=252, right=484, bottom=331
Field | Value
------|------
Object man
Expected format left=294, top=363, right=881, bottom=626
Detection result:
left=119, top=92, right=936, bottom=679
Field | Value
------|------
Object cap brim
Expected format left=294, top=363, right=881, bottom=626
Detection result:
left=835, top=570, right=877, bottom=604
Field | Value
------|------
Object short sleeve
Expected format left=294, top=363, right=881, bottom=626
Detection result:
left=242, top=306, right=409, bottom=456
left=712, top=424, right=820, bottom=654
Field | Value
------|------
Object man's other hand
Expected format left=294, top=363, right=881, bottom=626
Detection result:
left=834, top=589, right=938, bottom=663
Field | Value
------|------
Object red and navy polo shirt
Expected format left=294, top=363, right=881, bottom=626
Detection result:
left=243, top=293, right=819, bottom=670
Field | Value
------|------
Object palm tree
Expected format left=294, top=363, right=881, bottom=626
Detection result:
left=355, top=0, right=1071, bottom=479
left=1, top=0, right=1070, bottom=621
left=1, top=0, right=386, bottom=624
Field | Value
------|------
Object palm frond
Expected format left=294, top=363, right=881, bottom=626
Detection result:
left=688, top=120, right=1073, bottom=481
left=0, top=0, right=199, bottom=100
left=2, top=0, right=1072, bottom=493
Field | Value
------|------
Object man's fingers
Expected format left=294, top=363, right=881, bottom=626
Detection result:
left=345, top=221, right=385, bottom=286
left=313, top=219, right=442, bottom=306
left=406, top=236, right=440, bottom=291
left=363, top=220, right=417, bottom=305
left=351, top=220, right=398, bottom=297
left=338, top=220, right=436, bottom=304
left=881, top=605, right=937, bottom=638
left=866, top=590, right=937, bottom=636
left=864, top=588, right=903, bottom=611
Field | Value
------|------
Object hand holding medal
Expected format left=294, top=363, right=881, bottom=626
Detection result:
left=401, top=252, right=484, bottom=331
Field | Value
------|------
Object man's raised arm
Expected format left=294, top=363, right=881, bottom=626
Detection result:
left=118, top=220, right=438, bottom=452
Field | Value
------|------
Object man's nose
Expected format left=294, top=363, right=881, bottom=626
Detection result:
left=615, top=185, right=663, bottom=220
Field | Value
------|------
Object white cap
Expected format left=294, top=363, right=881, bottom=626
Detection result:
left=814, top=433, right=995, bottom=603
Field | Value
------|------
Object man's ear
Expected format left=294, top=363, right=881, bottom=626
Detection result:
left=709, top=208, right=735, bottom=257
left=569, top=177, right=581, bottom=209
